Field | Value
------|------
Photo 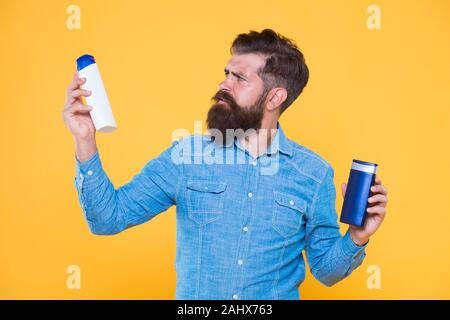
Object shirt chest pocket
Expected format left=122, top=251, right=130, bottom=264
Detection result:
left=272, top=191, right=307, bottom=238
left=186, top=180, right=227, bottom=226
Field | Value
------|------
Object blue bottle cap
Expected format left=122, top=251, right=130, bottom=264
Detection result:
left=352, top=159, right=378, bottom=167
left=76, top=54, right=96, bottom=71
left=352, top=159, right=378, bottom=174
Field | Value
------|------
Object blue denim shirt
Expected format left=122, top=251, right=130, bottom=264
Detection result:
left=74, top=123, right=367, bottom=300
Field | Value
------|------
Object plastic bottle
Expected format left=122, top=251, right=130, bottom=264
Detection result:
left=340, top=159, right=378, bottom=227
left=76, top=54, right=117, bottom=133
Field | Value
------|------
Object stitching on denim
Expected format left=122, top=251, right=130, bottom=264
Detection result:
left=273, top=238, right=287, bottom=300
left=284, top=159, right=323, bottom=184
left=195, top=226, right=203, bottom=299
left=289, top=143, right=330, bottom=168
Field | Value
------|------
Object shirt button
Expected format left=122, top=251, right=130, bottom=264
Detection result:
left=204, top=186, right=208, bottom=190
left=238, top=259, right=243, bottom=265
left=252, top=161, right=257, bottom=166
left=243, top=226, right=248, bottom=232
left=248, top=192, right=253, bottom=198
left=233, top=294, right=239, bottom=299
left=289, top=200, right=295, bottom=206
left=87, top=170, right=93, bottom=176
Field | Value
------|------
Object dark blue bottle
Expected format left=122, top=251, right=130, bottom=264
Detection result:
left=340, top=159, right=378, bottom=227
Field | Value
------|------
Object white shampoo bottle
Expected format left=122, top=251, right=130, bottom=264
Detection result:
left=76, top=54, right=117, bottom=133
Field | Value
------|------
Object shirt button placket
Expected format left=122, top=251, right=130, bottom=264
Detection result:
left=78, top=173, right=84, bottom=188
left=238, top=162, right=255, bottom=302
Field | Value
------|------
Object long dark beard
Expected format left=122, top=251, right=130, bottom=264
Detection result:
left=207, top=90, right=267, bottom=145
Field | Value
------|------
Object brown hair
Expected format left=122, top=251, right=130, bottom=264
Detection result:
left=231, top=29, right=309, bottom=114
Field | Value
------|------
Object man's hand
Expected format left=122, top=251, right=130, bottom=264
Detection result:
left=341, top=176, right=388, bottom=246
left=62, top=71, right=98, bottom=162
left=62, top=71, right=96, bottom=141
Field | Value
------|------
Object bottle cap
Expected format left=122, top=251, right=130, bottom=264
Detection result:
left=352, top=159, right=378, bottom=174
left=76, top=54, right=96, bottom=71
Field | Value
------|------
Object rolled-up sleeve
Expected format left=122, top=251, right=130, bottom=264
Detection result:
left=305, top=165, right=368, bottom=287
left=74, top=141, right=182, bottom=235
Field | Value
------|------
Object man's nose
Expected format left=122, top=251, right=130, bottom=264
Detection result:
left=219, top=78, right=231, bottom=92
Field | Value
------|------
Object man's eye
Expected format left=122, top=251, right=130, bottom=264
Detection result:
left=224, top=71, right=245, bottom=81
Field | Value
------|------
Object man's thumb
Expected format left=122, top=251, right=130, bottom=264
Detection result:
left=341, top=183, right=347, bottom=197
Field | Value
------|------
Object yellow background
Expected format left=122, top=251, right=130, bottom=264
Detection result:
left=1, top=0, right=449, bottom=299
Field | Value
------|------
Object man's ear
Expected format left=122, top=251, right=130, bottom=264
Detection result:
left=266, top=87, right=287, bottom=112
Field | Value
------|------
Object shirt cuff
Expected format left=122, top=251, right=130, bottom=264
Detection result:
left=74, top=150, right=104, bottom=188
left=342, top=230, right=369, bottom=257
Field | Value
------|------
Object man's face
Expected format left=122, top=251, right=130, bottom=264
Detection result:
left=207, top=53, right=268, bottom=142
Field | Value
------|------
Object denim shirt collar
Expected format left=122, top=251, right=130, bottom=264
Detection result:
left=268, top=122, right=293, bottom=157
left=232, top=122, right=293, bottom=158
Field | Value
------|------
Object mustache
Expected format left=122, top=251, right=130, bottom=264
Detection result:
left=211, top=90, right=237, bottom=106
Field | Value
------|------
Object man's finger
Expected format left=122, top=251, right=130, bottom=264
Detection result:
left=366, top=206, right=386, bottom=215
left=368, top=194, right=388, bottom=204
left=67, top=77, right=86, bottom=93
left=70, top=89, right=91, bottom=99
left=341, top=183, right=347, bottom=197
left=370, top=184, right=388, bottom=195
left=65, top=104, right=93, bottom=114
left=67, top=77, right=80, bottom=93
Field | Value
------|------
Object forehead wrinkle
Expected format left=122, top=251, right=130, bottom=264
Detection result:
left=229, top=57, right=261, bottom=76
